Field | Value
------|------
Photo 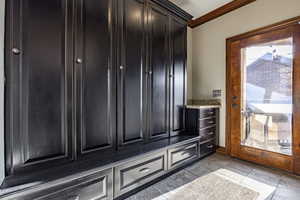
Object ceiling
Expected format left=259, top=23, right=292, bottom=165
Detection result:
left=169, top=0, right=233, bottom=19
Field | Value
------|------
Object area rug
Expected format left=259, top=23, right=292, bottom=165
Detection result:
left=163, top=172, right=260, bottom=200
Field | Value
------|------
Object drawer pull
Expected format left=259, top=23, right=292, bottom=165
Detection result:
left=208, top=112, right=214, bottom=114
left=208, top=132, right=214, bottom=135
left=207, top=144, right=214, bottom=149
left=139, top=168, right=150, bottom=173
left=183, top=146, right=192, bottom=150
left=181, top=151, right=190, bottom=156
left=208, top=121, right=215, bottom=124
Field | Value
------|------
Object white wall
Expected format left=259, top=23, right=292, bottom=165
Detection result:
left=191, top=0, right=300, bottom=147
left=187, top=27, right=193, bottom=100
left=0, top=0, right=5, bottom=183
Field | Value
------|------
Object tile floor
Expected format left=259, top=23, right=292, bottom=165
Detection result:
left=125, top=153, right=300, bottom=200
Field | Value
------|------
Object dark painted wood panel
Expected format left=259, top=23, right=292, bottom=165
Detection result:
left=148, top=3, right=170, bottom=140
left=168, top=141, right=198, bottom=169
left=200, top=139, right=216, bottom=157
left=170, top=16, right=186, bottom=136
left=114, top=151, right=167, bottom=197
left=118, top=0, right=146, bottom=146
left=5, top=0, right=73, bottom=175
left=75, top=0, right=115, bottom=156
left=40, top=169, right=113, bottom=200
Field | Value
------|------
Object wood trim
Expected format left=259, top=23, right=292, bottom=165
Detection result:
left=227, top=16, right=300, bottom=42
left=216, top=146, right=228, bottom=155
left=225, top=39, right=232, bottom=155
left=188, top=0, right=256, bottom=28
left=293, top=24, right=300, bottom=175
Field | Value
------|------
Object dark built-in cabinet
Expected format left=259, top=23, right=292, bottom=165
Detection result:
left=185, top=107, right=219, bottom=157
left=148, top=2, right=170, bottom=140
left=117, top=0, right=147, bottom=146
left=2, top=0, right=193, bottom=198
left=75, top=0, right=116, bottom=158
left=5, top=0, right=74, bottom=177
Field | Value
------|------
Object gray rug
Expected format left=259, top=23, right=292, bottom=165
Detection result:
left=162, top=173, right=260, bottom=200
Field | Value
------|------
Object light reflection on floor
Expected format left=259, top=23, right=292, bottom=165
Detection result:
left=152, top=168, right=275, bottom=200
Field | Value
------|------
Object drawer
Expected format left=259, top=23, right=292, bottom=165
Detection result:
left=168, top=141, right=199, bottom=170
left=199, top=126, right=216, bottom=142
left=37, top=168, right=113, bottom=200
left=199, top=108, right=216, bottom=119
left=114, top=151, right=167, bottom=197
left=199, top=117, right=216, bottom=129
left=200, top=139, right=216, bottom=157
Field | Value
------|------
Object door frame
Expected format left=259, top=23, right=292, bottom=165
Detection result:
left=226, top=16, right=300, bottom=174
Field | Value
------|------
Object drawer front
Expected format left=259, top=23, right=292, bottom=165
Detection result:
left=199, top=108, right=216, bottom=119
left=199, top=117, right=216, bottom=129
left=199, top=126, right=216, bottom=142
left=37, top=169, right=113, bottom=200
left=114, top=152, right=167, bottom=197
left=200, top=139, right=216, bottom=157
left=168, top=141, right=199, bottom=170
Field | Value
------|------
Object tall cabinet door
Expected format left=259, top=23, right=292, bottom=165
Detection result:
left=148, top=3, right=170, bottom=140
left=75, top=0, right=116, bottom=158
left=5, top=0, right=74, bottom=176
left=117, top=0, right=147, bottom=147
left=170, top=16, right=187, bottom=136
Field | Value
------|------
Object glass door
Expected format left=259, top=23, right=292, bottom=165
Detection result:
left=227, top=23, right=300, bottom=172
left=241, top=38, right=293, bottom=156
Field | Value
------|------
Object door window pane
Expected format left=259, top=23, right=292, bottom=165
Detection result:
left=241, top=37, right=293, bottom=155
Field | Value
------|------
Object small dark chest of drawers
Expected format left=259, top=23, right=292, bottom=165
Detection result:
left=185, top=107, right=219, bottom=157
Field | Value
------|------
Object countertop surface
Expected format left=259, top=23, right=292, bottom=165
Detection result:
left=186, top=99, right=221, bottom=109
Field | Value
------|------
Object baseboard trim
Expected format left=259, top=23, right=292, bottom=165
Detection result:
left=216, top=146, right=227, bottom=155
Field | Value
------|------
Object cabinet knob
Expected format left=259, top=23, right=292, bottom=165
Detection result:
left=76, top=58, right=83, bottom=64
left=148, top=71, right=152, bottom=75
left=12, top=48, right=21, bottom=55
left=120, top=65, right=124, bottom=70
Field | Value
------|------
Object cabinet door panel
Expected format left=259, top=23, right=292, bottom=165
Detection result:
left=170, top=17, right=186, bottom=136
left=76, top=0, right=115, bottom=155
left=118, top=0, right=146, bottom=146
left=5, top=0, right=73, bottom=175
left=148, top=4, right=169, bottom=140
